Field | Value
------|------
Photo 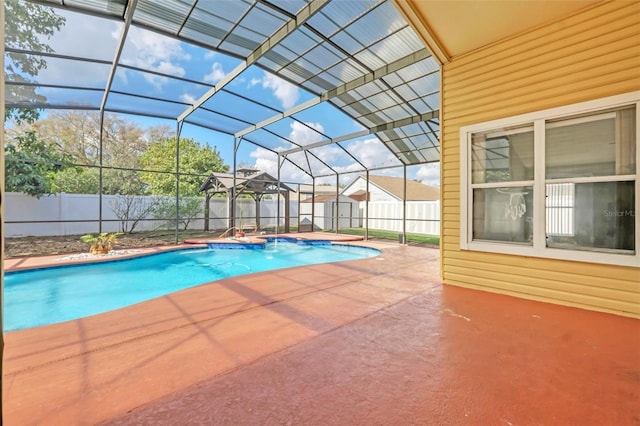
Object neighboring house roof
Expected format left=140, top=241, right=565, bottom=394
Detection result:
left=301, top=194, right=358, bottom=203
left=348, top=190, right=368, bottom=202
left=345, top=175, right=439, bottom=201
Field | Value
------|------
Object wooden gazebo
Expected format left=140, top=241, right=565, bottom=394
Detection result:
left=199, top=168, right=293, bottom=233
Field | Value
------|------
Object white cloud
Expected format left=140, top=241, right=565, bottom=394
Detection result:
left=250, top=147, right=278, bottom=175
left=247, top=121, right=326, bottom=182
left=119, top=26, right=190, bottom=89
left=343, top=138, right=400, bottom=169
left=262, top=73, right=299, bottom=109
left=204, top=62, right=227, bottom=84
left=246, top=126, right=409, bottom=183
left=35, top=10, right=120, bottom=86
left=311, top=145, right=343, bottom=165
left=289, top=121, right=325, bottom=145
left=248, top=146, right=308, bottom=183
left=415, top=162, right=440, bottom=187
left=155, top=61, right=185, bottom=76
left=181, top=93, right=197, bottom=104
left=249, top=77, right=261, bottom=87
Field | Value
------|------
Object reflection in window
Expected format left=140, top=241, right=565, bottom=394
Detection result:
left=546, top=105, right=636, bottom=254
left=546, top=106, right=636, bottom=179
left=547, top=182, right=635, bottom=253
left=546, top=183, right=575, bottom=237
left=471, top=125, right=534, bottom=184
left=473, top=187, right=533, bottom=244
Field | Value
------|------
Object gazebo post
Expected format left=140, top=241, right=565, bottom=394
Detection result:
left=284, top=190, right=290, bottom=233
left=254, top=195, right=261, bottom=233
left=199, top=168, right=289, bottom=238
left=204, top=191, right=211, bottom=232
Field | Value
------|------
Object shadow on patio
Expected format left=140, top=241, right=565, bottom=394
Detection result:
left=3, top=239, right=638, bottom=425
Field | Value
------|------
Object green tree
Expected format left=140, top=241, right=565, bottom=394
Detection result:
left=140, top=137, right=228, bottom=231
left=33, top=111, right=149, bottom=168
left=140, top=137, right=228, bottom=196
left=153, top=197, right=203, bottom=231
left=4, top=0, right=65, bottom=124
left=16, top=111, right=152, bottom=195
left=51, top=167, right=145, bottom=195
left=51, top=167, right=100, bottom=194
left=5, top=131, right=73, bottom=197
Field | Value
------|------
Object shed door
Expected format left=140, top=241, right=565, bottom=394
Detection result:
left=332, top=202, right=352, bottom=230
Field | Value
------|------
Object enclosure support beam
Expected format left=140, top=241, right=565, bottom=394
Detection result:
left=335, top=174, right=340, bottom=234
left=96, top=0, right=138, bottom=235
left=365, top=170, right=370, bottom=241
left=296, top=185, right=301, bottom=232
left=98, top=110, right=105, bottom=233
left=0, top=3, right=6, bottom=422
left=276, top=154, right=282, bottom=235
left=311, top=178, right=316, bottom=233
left=99, top=0, right=138, bottom=112
left=281, top=110, right=439, bottom=156
left=175, top=121, right=184, bottom=244
left=178, top=0, right=329, bottom=123
left=235, top=49, right=432, bottom=138
left=402, top=164, right=407, bottom=245
left=231, top=138, right=239, bottom=232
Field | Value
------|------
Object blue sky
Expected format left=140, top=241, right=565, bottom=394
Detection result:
left=30, top=7, right=440, bottom=187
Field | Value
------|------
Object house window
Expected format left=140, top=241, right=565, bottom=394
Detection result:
left=470, top=125, right=534, bottom=244
left=460, top=92, right=639, bottom=267
left=545, top=107, right=636, bottom=253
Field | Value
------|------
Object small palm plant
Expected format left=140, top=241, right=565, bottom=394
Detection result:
left=80, top=232, right=122, bottom=254
left=235, top=206, right=245, bottom=237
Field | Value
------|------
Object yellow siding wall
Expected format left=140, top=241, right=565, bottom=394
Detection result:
left=441, top=1, right=640, bottom=318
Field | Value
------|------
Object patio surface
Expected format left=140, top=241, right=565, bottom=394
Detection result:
left=3, top=233, right=639, bottom=425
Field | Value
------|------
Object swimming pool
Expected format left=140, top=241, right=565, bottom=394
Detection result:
left=3, top=239, right=380, bottom=331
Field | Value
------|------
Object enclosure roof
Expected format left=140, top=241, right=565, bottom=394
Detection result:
left=6, top=0, right=440, bottom=179
left=200, top=171, right=293, bottom=196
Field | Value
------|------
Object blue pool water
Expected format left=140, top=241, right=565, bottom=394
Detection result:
left=4, top=239, right=380, bottom=332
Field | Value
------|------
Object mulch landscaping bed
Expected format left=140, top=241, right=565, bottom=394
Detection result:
left=3, top=231, right=215, bottom=259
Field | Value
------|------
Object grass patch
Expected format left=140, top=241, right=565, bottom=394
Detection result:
left=336, top=228, right=440, bottom=246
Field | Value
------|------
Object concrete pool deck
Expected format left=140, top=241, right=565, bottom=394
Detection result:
left=3, top=233, right=639, bottom=425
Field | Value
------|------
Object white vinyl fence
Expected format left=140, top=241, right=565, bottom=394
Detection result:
left=5, top=193, right=440, bottom=237
left=365, top=201, right=440, bottom=235
left=298, top=199, right=440, bottom=235
left=4, top=192, right=296, bottom=237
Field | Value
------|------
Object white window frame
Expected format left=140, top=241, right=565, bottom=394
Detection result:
left=460, top=92, right=640, bottom=267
